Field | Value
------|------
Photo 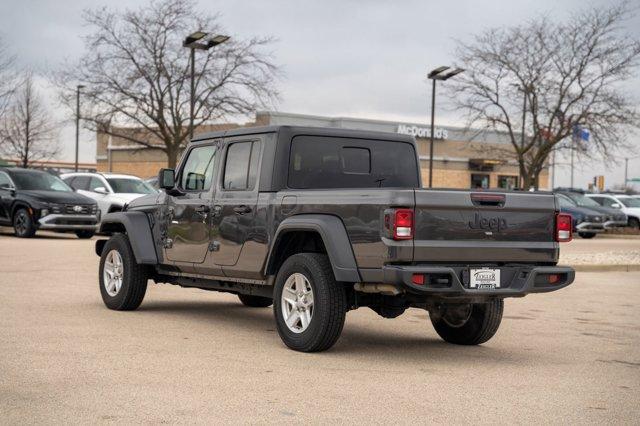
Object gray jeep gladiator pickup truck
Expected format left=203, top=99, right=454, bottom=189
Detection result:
left=95, top=125, right=575, bottom=352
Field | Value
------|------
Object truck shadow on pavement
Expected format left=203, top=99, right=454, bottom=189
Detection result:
left=136, top=299, right=528, bottom=363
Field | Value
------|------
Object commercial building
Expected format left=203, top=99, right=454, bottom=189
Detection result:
left=96, top=111, right=549, bottom=189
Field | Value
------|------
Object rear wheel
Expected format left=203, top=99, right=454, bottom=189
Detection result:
left=273, top=253, right=347, bottom=352
left=99, top=233, right=147, bottom=311
left=13, top=208, right=36, bottom=238
left=578, top=232, right=596, bottom=239
left=238, top=294, right=273, bottom=308
left=430, top=299, right=503, bottom=345
left=76, top=230, right=95, bottom=239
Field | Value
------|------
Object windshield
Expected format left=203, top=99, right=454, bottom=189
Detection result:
left=106, top=178, right=155, bottom=194
left=564, top=192, right=601, bottom=207
left=620, top=197, right=640, bottom=208
left=11, top=171, right=72, bottom=192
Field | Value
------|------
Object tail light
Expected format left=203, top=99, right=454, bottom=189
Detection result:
left=384, top=208, right=414, bottom=240
left=555, top=213, right=572, bottom=242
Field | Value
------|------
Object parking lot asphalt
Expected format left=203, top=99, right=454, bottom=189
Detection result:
left=1, top=230, right=639, bottom=424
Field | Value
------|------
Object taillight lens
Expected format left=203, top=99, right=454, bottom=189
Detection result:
left=385, top=208, right=414, bottom=240
left=556, top=213, right=572, bottom=242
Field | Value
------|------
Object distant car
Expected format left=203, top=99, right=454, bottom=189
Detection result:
left=556, top=193, right=607, bottom=238
left=0, top=167, right=98, bottom=238
left=586, top=193, right=640, bottom=231
left=60, top=172, right=157, bottom=219
left=557, top=191, right=627, bottom=231
left=145, top=176, right=159, bottom=190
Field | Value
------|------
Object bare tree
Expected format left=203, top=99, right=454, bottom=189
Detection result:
left=0, top=36, right=17, bottom=118
left=450, top=2, right=640, bottom=189
left=56, top=0, right=279, bottom=168
left=0, top=73, right=59, bottom=167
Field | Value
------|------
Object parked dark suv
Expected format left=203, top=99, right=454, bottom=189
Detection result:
left=0, top=168, right=99, bottom=238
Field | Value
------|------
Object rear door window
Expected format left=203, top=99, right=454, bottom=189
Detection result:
left=223, top=141, right=261, bottom=190
left=288, top=136, right=419, bottom=189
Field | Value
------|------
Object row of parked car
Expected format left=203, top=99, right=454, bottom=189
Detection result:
left=555, top=189, right=640, bottom=238
left=0, top=166, right=638, bottom=240
left=0, top=167, right=156, bottom=238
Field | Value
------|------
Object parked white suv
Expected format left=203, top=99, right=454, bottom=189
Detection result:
left=61, top=173, right=156, bottom=219
left=586, top=193, right=640, bottom=230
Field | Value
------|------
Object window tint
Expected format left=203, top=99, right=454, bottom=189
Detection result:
left=223, top=141, right=261, bottom=190
left=106, top=178, right=154, bottom=194
left=601, top=197, right=617, bottom=207
left=588, top=196, right=604, bottom=206
left=89, top=177, right=104, bottom=192
left=180, top=145, right=216, bottom=191
left=288, top=136, right=419, bottom=189
left=620, top=197, right=640, bottom=207
left=71, top=176, right=90, bottom=190
left=0, top=172, right=12, bottom=188
left=10, top=171, right=72, bottom=192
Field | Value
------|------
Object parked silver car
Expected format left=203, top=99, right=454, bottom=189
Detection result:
left=61, top=172, right=156, bottom=219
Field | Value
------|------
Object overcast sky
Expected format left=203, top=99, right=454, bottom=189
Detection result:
left=1, top=0, right=639, bottom=189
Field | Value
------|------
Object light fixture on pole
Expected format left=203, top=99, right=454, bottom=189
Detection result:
left=183, top=32, right=230, bottom=140
left=427, top=66, right=464, bottom=188
left=74, top=84, right=85, bottom=172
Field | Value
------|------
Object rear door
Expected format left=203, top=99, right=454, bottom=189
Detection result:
left=165, top=141, right=219, bottom=264
left=413, top=190, right=558, bottom=263
left=210, top=138, right=262, bottom=266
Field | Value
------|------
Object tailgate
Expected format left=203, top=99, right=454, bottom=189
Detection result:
left=413, top=190, right=558, bottom=263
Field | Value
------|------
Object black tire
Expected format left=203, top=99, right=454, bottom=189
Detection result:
left=578, top=232, right=597, bottom=239
left=99, top=233, right=147, bottom=311
left=629, top=217, right=640, bottom=231
left=273, top=253, right=347, bottom=352
left=76, top=230, right=95, bottom=239
left=13, top=208, right=36, bottom=238
left=430, top=299, right=504, bottom=345
left=238, top=294, right=273, bottom=308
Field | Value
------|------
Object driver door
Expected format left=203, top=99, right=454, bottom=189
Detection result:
left=164, top=141, right=219, bottom=264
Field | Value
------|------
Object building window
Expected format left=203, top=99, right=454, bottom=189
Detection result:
left=498, top=175, right=518, bottom=190
left=471, top=174, right=490, bottom=189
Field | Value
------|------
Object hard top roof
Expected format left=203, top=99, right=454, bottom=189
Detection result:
left=190, top=125, right=415, bottom=143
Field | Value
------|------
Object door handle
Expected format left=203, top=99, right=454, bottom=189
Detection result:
left=233, top=205, right=252, bottom=215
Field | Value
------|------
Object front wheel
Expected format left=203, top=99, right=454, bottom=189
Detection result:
left=629, top=217, right=640, bottom=232
left=76, top=230, right=95, bottom=239
left=99, top=233, right=148, bottom=311
left=238, top=294, right=273, bottom=308
left=13, top=208, right=36, bottom=238
left=430, top=299, right=504, bottom=345
left=273, top=253, right=347, bottom=352
left=578, top=232, right=597, bottom=239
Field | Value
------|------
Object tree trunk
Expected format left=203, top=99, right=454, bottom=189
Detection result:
left=166, top=146, right=179, bottom=169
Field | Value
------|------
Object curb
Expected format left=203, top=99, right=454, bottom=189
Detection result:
left=572, top=264, right=640, bottom=272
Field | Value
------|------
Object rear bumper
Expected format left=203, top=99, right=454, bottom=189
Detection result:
left=38, top=214, right=99, bottom=231
left=381, top=264, right=575, bottom=298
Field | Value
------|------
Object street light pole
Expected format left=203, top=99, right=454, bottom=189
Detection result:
left=426, top=66, right=464, bottom=188
left=183, top=32, right=230, bottom=141
left=625, top=157, right=629, bottom=188
left=74, top=85, right=85, bottom=172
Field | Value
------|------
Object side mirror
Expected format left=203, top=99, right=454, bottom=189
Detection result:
left=158, top=168, right=176, bottom=190
left=611, top=203, right=621, bottom=209
left=94, top=186, right=108, bottom=195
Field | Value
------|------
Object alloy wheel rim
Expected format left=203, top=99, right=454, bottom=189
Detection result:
left=15, top=212, right=27, bottom=234
left=281, top=273, right=314, bottom=334
left=103, top=250, right=124, bottom=297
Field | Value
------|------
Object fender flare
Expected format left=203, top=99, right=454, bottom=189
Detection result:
left=96, top=211, right=157, bottom=264
left=265, top=214, right=360, bottom=282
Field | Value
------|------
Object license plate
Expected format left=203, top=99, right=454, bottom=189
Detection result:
left=470, top=268, right=501, bottom=289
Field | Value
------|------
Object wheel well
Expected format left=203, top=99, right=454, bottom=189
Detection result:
left=101, top=222, right=127, bottom=234
left=107, top=205, right=123, bottom=213
left=266, top=231, right=327, bottom=275
left=11, top=202, right=31, bottom=219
